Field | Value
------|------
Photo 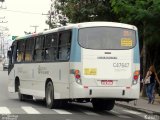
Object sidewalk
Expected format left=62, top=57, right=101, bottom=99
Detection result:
left=116, top=95, right=160, bottom=115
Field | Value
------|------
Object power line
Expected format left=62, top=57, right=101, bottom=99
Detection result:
left=1, top=9, right=43, bottom=15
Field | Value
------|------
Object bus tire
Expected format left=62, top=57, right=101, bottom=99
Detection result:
left=18, top=85, right=25, bottom=101
left=92, top=99, right=115, bottom=111
left=105, top=100, right=115, bottom=111
left=92, top=99, right=105, bottom=110
left=45, top=81, right=55, bottom=109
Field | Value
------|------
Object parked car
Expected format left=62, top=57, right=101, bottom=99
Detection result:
left=3, top=59, right=9, bottom=71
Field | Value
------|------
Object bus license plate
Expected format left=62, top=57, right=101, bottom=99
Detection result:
left=101, top=80, right=113, bottom=85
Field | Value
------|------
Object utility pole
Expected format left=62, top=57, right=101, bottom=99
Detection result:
left=0, top=0, right=7, bottom=9
left=0, top=16, right=8, bottom=58
left=0, top=0, right=8, bottom=59
left=30, top=25, right=39, bottom=33
left=0, top=32, right=2, bottom=58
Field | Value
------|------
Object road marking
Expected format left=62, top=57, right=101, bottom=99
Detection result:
left=117, top=115, right=132, bottom=119
left=110, top=110, right=120, bottom=114
left=81, top=109, right=99, bottom=116
left=110, top=110, right=131, bottom=118
left=53, top=109, right=72, bottom=114
left=123, top=109, right=142, bottom=115
left=0, top=107, right=11, bottom=114
left=21, top=106, right=40, bottom=114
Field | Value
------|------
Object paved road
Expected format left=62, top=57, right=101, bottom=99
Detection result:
left=0, top=63, right=148, bottom=120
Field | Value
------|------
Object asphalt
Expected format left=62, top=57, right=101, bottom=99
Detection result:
left=116, top=95, right=160, bottom=116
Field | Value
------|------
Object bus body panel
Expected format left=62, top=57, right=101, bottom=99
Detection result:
left=8, top=70, right=16, bottom=93
left=8, top=62, right=70, bottom=99
left=69, top=61, right=140, bottom=99
left=70, top=81, right=139, bottom=99
left=82, top=49, right=133, bottom=87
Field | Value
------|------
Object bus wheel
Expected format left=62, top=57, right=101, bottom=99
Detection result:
left=92, top=99, right=115, bottom=111
left=18, top=85, right=25, bottom=101
left=45, top=81, right=55, bottom=109
left=105, top=100, right=115, bottom=111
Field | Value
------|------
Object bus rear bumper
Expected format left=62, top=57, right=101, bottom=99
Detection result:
left=71, top=85, right=140, bottom=100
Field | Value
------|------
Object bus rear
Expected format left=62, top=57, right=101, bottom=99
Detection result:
left=70, top=22, right=140, bottom=110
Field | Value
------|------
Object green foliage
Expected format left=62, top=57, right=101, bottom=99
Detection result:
left=55, top=0, right=118, bottom=23
left=111, top=1, right=160, bottom=60
left=111, top=0, right=160, bottom=43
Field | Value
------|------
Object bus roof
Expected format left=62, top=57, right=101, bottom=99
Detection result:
left=76, top=22, right=137, bottom=30
left=15, top=22, right=137, bottom=40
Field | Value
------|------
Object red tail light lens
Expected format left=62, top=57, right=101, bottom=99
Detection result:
left=75, top=74, right=80, bottom=79
left=134, top=75, right=138, bottom=80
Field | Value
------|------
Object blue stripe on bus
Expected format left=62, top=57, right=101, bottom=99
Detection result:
left=133, top=31, right=140, bottom=63
left=70, top=28, right=81, bottom=62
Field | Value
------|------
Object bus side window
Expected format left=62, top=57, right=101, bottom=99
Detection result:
left=34, top=36, right=44, bottom=61
left=57, top=31, right=71, bottom=60
left=11, top=41, right=17, bottom=64
left=44, top=33, right=58, bottom=61
left=24, top=38, right=34, bottom=62
left=16, top=40, right=25, bottom=62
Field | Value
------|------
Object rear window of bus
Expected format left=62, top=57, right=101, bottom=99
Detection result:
left=78, top=27, right=136, bottom=50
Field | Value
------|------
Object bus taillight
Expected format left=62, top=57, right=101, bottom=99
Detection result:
left=75, top=74, right=80, bottom=79
left=134, top=75, right=138, bottom=80
left=132, top=70, right=139, bottom=85
left=74, top=70, right=82, bottom=84
left=75, top=70, right=79, bottom=75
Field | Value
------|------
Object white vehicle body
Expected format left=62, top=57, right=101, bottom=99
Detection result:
left=8, top=22, right=140, bottom=110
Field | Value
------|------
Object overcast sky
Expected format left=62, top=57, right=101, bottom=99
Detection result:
left=0, top=0, right=51, bottom=36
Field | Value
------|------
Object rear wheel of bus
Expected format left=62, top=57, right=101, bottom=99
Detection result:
left=18, top=85, right=25, bottom=101
left=45, top=81, right=55, bottom=108
left=15, top=78, right=25, bottom=101
left=45, top=81, right=65, bottom=109
left=92, top=99, right=115, bottom=111
left=17, top=81, right=33, bottom=101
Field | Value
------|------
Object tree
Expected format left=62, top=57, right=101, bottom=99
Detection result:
left=45, top=1, right=69, bottom=28
left=54, top=0, right=118, bottom=23
left=111, top=0, right=160, bottom=77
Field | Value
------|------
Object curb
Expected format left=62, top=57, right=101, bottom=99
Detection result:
left=115, top=102, right=160, bottom=116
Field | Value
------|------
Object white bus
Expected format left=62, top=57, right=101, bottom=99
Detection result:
left=8, top=22, right=140, bottom=110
